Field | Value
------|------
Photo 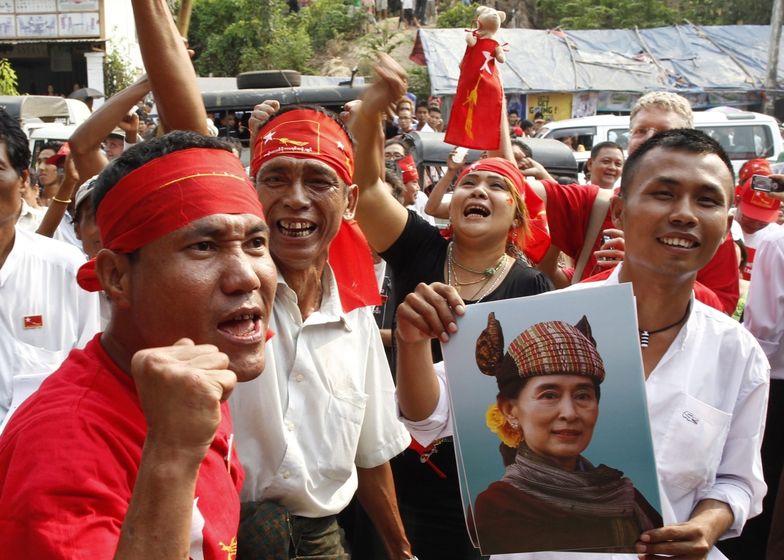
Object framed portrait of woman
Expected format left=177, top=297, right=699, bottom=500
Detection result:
left=442, top=283, right=663, bottom=555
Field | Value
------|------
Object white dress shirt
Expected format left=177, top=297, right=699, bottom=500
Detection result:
left=15, top=200, right=45, bottom=232
left=0, top=228, right=100, bottom=425
left=230, top=267, right=410, bottom=517
left=744, top=226, right=784, bottom=381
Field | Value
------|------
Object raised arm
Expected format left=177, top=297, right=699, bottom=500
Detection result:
left=115, top=339, right=236, bottom=560
left=424, top=150, right=463, bottom=220
left=36, top=154, right=79, bottom=238
left=349, top=54, right=410, bottom=253
left=131, top=0, right=207, bottom=134
left=69, top=76, right=151, bottom=181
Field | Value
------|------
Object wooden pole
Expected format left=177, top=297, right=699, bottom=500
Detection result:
left=177, top=0, right=194, bottom=38
left=764, top=0, right=783, bottom=116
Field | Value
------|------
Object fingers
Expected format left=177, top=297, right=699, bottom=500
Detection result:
left=636, top=524, right=710, bottom=559
left=398, top=283, right=464, bottom=343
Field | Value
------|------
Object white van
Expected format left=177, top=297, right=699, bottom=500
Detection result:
left=28, top=123, right=75, bottom=164
left=536, top=108, right=783, bottom=175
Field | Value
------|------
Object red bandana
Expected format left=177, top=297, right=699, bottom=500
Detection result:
left=251, top=109, right=380, bottom=313
left=456, top=157, right=551, bottom=262
left=397, top=154, right=419, bottom=184
left=77, top=148, right=264, bottom=292
left=251, top=109, right=354, bottom=185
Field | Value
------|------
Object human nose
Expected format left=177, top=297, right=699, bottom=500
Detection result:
left=558, top=396, right=578, bottom=421
left=282, top=178, right=311, bottom=210
left=670, top=196, right=698, bottom=227
left=221, top=251, right=262, bottom=295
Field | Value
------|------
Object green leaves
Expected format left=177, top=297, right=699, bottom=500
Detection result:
left=0, top=58, right=18, bottom=96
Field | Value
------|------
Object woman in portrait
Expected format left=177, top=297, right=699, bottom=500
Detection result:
left=473, top=313, right=662, bottom=555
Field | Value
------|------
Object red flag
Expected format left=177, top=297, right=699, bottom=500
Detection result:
left=445, top=34, right=504, bottom=150
left=23, top=315, right=43, bottom=329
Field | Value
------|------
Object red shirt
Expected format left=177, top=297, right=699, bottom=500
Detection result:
left=0, top=335, right=243, bottom=559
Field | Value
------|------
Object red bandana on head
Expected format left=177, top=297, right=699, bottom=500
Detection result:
left=77, top=148, right=265, bottom=292
left=251, top=108, right=380, bottom=313
left=456, top=157, right=550, bottom=262
left=397, top=154, right=419, bottom=184
left=251, top=109, right=354, bottom=184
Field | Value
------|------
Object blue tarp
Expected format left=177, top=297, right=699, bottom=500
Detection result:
left=412, top=24, right=782, bottom=96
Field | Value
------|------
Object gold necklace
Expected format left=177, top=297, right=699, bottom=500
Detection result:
left=447, top=244, right=509, bottom=303
left=448, top=242, right=506, bottom=278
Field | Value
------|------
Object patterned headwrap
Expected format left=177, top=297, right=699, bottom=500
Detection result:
left=77, top=148, right=264, bottom=292
left=397, top=154, right=420, bottom=184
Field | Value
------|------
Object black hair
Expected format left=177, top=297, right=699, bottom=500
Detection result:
left=92, top=131, right=233, bottom=214
left=384, top=137, right=408, bottom=154
left=39, top=141, right=64, bottom=156
left=520, top=119, right=533, bottom=130
left=511, top=139, right=532, bottom=158
left=621, top=129, right=735, bottom=200
left=508, top=109, right=519, bottom=116
left=428, top=106, right=441, bottom=115
left=415, top=101, right=429, bottom=110
left=383, top=162, right=406, bottom=205
left=590, top=141, right=623, bottom=160
left=0, top=108, right=31, bottom=175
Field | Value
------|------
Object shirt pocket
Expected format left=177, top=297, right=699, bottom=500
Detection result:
left=656, top=393, right=732, bottom=495
left=317, top=389, right=369, bottom=482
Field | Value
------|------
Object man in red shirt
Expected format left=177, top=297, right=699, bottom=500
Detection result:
left=0, top=130, right=277, bottom=559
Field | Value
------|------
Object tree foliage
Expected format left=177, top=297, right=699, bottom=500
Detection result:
left=437, top=2, right=477, bottom=28
left=0, top=58, right=18, bottom=96
left=189, top=0, right=365, bottom=77
left=103, top=43, right=137, bottom=98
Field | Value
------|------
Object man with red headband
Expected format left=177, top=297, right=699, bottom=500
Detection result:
left=230, top=103, right=413, bottom=559
left=0, top=131, right=278, bottom=558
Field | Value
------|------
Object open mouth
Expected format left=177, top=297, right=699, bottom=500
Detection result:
left=218, top=311, right=263, bottom=343
left=658, top=236, right=698, bottom=249
left=278, top=219, right=316, bottom=238
left=463, top=204, right=490, bottom=218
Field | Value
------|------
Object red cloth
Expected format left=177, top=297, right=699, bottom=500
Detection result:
left=251, top=108, right=354, bottom=185
left=444, top=33, right=504, bottom=150
left=458, top=158, right=551, bottom=262
left=77, top=148, right=264, bottom=292
left=0, top=336, right=244, bottom=559
left=695, top=232, right=739, bottom=314
left=397, top=154, right=419, bottom=183
left=542, top=180, right=614, bottom=280
left=581, top=268, right=726, bottom=312
left=328, top=219, right=382, bottom=312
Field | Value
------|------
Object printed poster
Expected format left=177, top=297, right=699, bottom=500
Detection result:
left=442, top=284, right=662, bottom=555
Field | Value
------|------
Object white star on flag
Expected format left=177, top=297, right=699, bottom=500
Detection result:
left=480, top=51, right=493, bottom=74
left=263, top=131, right=275, bottom=143
left=336, top=140, right=345, bottom=151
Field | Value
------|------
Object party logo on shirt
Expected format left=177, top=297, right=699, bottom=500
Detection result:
left=23, top=315, right=43, bottom=329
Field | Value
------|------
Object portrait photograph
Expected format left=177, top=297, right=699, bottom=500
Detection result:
left=442, top=284, right=663, bottom=555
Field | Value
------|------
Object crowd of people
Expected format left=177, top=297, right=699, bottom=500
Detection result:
left=0, top=1, right=782, bottom=559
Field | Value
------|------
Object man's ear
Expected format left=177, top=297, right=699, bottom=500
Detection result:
left=343, top=183, right=359, bottom=220
left=17, top=169, right=30, bottom=192
left=95, top=249, right=133, bottom=309
left=610, top=194, right=625, bottom=229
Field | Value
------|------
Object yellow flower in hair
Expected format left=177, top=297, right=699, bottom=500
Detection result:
left=485, top=403, right=522, bottom=449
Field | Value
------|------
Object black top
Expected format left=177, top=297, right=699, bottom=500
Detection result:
left=381, top=211, right=553, bottom=364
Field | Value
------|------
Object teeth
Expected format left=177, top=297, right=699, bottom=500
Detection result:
left=465, top=205, right=489, bottom=217
left=279, top=220, right=316, bottom=237
left=280, top=220, right=313, bottom=230
left=660, top=237, right=695, bottom=248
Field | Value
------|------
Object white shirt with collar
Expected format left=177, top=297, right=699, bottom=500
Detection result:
left=744, top=226, right=784, bottom=381
left=0, top=227, right=101, bottom=426
left=507, top=265, right=769, bottom=560
left=230, top=266, right=410, bottom=518
left=15, top=200, right=45, bottom=232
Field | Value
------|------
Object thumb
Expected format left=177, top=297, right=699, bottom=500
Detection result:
left=173, top=338, right=195, bottom=347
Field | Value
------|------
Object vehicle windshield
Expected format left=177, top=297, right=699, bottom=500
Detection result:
left=697, top=124, right=775, bottom=159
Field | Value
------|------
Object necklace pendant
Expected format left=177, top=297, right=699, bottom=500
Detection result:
left=639, top=330, right=650, bottom=348
left=485, top=268, right=495, bottom=276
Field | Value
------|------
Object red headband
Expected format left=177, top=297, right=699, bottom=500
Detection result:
left=77, top=148, right=264, bottom=292
left=251, top=109, right=354, bottom=185
left=398, top=154, right=419, bottom=184
left=456, top=157, right=550, bottom=262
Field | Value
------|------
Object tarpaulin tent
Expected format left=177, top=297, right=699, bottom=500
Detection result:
left=411, top=24, right=783, bottom=97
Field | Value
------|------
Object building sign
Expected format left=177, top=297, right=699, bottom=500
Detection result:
left=0, top=0, right=100, bottom=39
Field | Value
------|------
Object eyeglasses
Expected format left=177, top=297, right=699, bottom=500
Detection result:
left=385, top=152, right=405, bottom=161
left=629, top=127, right=663, bottom=138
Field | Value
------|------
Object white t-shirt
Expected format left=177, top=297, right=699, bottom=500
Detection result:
left=744, top=226, right=784, bottom=380
left=0, top=228, right=101, bottom=425
left=230, top=267, right=410, bottom=517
